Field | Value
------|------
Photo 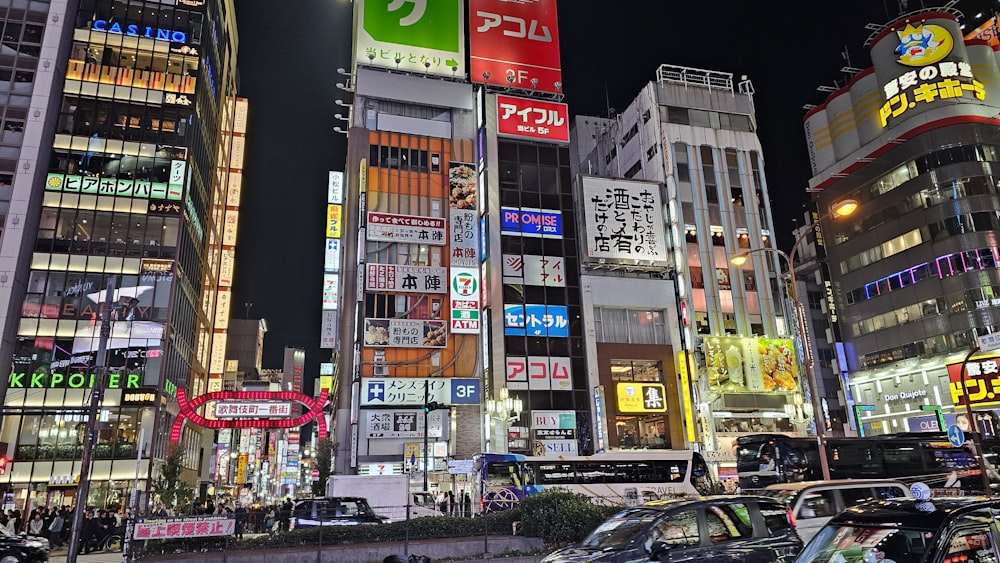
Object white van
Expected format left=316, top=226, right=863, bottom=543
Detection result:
left=760, top=479, right=912, bottom=544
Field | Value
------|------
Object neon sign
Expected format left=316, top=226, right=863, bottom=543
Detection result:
left=170, top=389, right=329, bottom=443
left=8, top=372, right=141, bottom=389
left=92, top=20, right=187, bottom=43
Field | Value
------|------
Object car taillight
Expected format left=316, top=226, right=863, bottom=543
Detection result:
left=787, top=506, right=796, bottom=527
left=289, top=520, right=295, bottom=530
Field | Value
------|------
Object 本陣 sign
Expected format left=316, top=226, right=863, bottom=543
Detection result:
left=355, top=0, right=465, bottom=78
left=367, top=212, right=447, bottom=245
left=616, top=382, right=667, bottom=413
left=469, top=0, right=562, bottom=94
left=134, top=516, right=234, bottom=540
left=363, top=318, right=447, bottom=348
left=947, top=354, right=1000, bottom=408
left=212, top=402, right=292, bottom=418
left=505, top=356, right=571, bottom=391
left=449, top=209, right=479, bottom=268
left=496, top=95, right=569, bottom=143
left=46, top=173, right=183, bottom=201
left=361, top=377, right=480, bottom=406
left=581, top=177, right=668, bottom=266
left=500, top=207, right=562, bottom=237
left=366, top=264, right=447, bottom=294
left=503, top=304, right=569, bottom=337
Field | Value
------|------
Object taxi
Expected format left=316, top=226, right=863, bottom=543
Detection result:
left=795, top=483, right=1000, bottom=563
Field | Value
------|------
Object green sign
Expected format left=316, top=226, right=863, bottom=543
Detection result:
left=356, top=0, right=465, bottom=77
left=46, top=173, right=183, bottom=201
left=8, top=372, right=142, bottom=389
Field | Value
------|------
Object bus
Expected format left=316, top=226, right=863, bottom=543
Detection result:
left=471, top=451, right=712, bottom=512
left=735, top=433, right=996, bottom=492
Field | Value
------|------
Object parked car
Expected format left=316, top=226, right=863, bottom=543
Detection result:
left=0, top=524, right=49, bottom=563
left=541, top=495, right=802, bottom=563
left=290, top=497, right=389, bottom=529
left=760, top=479, right=911, bottom=544
left=795, top=487, right=1000, bottom=563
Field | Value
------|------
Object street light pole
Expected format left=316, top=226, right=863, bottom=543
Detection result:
left=67, top=276, right=116, bottom=563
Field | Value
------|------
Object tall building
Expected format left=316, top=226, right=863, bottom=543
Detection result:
left=804, top=8, right=1000, bottom=436
left=573, top=65, right=808, bottom=480
left=0, top=0, right=243, bottom=511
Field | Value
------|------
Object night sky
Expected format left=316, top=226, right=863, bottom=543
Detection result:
left=231, top=0, right=996, bottom=372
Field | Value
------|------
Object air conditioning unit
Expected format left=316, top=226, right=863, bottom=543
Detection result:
left=373, top=363, right=389, bottom=377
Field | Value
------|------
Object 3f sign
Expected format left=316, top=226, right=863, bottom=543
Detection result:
left=388, top=0, right=425, bottom=26
left=455, top=384, right=476, bottom=398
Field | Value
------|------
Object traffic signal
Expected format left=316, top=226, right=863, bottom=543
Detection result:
left=0, top=456, right=9, bottom=476
left=423, top=401, right=447, bottom=412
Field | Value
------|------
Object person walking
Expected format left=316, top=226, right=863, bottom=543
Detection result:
left=447, top=491, right=455, bottom=516
left=48, top=510, right=64, bottom=548
left=462, top=491, right=472, bottom=517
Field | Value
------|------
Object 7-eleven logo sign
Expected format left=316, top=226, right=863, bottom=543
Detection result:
left=452, top=272, right=477, bottom=296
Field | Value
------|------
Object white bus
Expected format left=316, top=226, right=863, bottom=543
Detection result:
left=472, top=451, right=712, bottom=512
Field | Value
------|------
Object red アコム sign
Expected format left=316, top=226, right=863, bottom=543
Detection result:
left=470, top=0, right=562, bottom=94
left=496, top=95, right=569, bottom=143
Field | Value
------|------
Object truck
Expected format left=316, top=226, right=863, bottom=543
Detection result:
left=326, top=474, right=438, bottom=521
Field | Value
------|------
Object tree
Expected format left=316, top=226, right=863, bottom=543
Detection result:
left=311, top=438, right=336, bottom=496
left=151, top=444, right=195, bottom=514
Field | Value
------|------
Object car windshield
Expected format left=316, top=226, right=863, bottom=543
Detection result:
left=796, top=524, right=935, bottom=563
left=579, top=508, right=659, bottom=550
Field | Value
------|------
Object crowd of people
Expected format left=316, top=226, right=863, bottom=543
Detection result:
left=1, top=505, right=128, bottom=553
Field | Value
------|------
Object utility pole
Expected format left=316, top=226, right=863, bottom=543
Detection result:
left=67, top=276, right=116, bottom=563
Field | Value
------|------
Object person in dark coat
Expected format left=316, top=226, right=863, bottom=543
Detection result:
left=233, top=504, right=246, bottom=539
left=81, top=510, right=100, bottom=554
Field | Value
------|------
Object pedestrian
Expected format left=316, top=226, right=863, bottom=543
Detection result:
left=81, top=510, right=99, bottom=554
left=447, top=491, right=455, bottom=515
left=462, top=492, right=472, bottom=517
left=28, top=513, right=44, bottom=536
left=153, top=502, right=168, bottom=517
left=3, top=512, right=13, bottom=535
left=234, top=504, right=246, bottom=540
left=48, top=511, right=64, bottom=548
left=265, top=507, right=276, bottom=535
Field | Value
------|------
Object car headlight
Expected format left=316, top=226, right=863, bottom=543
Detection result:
left=22, top=539, right=47, bottom=549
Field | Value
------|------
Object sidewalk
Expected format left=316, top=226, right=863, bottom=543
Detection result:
left=49, top=548, right=126, bottom=563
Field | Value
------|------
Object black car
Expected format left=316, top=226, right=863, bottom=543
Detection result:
left=795, top=495, right=1000, bottom=563
left=541, top=496, right=802, bottom=563
left=290, top=497, right=389, bottom=529
left=0, top=524, right=49, bottom=563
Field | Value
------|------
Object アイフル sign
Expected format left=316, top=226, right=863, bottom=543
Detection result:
left=496, top=95, right=569, bottom=143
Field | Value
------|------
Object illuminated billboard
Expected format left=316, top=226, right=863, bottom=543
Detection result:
left=580, top=176, right=668, bottom=267
left=355, top=0, right=465, bottom=78
left=363, top=318, right=447, bottom=348
left=947, top=354, right=1000, bottom=408
left=703, top=336, right=799, bottom=393
left=469, top=0, right=562, bottom=94
left=366, top=264, right=447, bottom=293
left=46, top=172, right=183, bottom=200
left=367, top=212, right=447, bottom=245
left=496, top=95, right=569, bottom=143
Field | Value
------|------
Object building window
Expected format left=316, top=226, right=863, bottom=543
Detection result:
left=623, top=160, right=641, bottom=178
left=700, top=146, right=718, bottom=203
left=594, top=308, right=667, bottom=344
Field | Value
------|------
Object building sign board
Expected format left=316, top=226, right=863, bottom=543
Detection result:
left=502, top=254, right=565, bottom=286
left=134, top=516, right=234, bottom=540
left=367, top=212, right=447, bottom=245
left=580, top=177, right=668, bottom=266
left=449, top=267, right=480, bottom=333
left=500, top=207, right=562, bottom=237
left=325, top=239, right=342, bottom=272
left=46, top=173, right=183, bottom=201
left=469, top=0, right=562, bottom=94
left=502, top=304, right=569, bottom=337
left=449, top=209, right=479, bottom=267
left=366, top=264, right=447, bottom=293
left=328, top=171, right=344, bottom=204
left=322, top=274, right=339, bottom=310
left=355, top=0, right=465, bottom=78
left=496, top=95, right=569, bottom=143
left=213, top=402, right=293, bottom=418
left=947, top=354, right=1000, bottom=408
left=702, top=336, right=799, bottom=393
left=327, top=204, right=343, bottom=238
left=361, top=377, right=480, bottom=406
left=364, top=409, right=444, bottom=439
left=616, top=382, right=667, bottom=413
left=505, top=356, right=571, bottom=391
left=363, top=318, right=447, bottom=348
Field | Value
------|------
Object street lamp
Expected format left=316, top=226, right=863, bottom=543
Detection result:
left=730, top=198, right=858, bottom=481
left=784, top=391, right=814, bottom=427
left=486, top=388, right=523, bottom=452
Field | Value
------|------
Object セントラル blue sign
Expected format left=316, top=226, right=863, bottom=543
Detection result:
left=503, top=304, right=569, bottom=337
left=501, top=207, right=562, bottom=237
